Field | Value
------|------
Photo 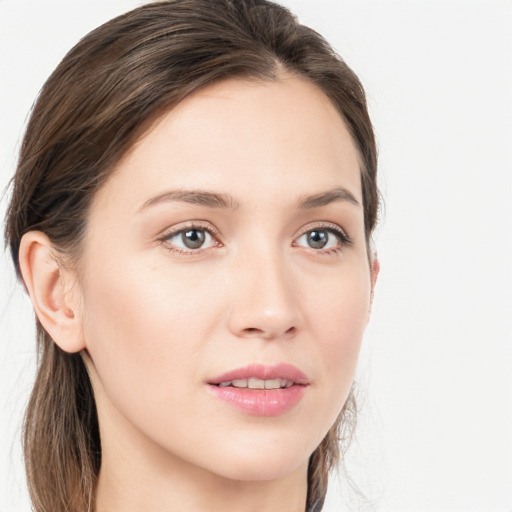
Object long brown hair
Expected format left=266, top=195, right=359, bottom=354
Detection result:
left=4, top=1, right=378, bottom=511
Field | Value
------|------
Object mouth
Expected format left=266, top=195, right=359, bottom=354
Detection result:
left=207, top=364, right=309, bottom=417
left=216, top=378, right=295, bottom=389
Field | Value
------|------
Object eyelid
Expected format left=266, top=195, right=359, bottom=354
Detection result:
left=295, top=221, right=352, bottom=244
left=291, top=221, right=353, bottom=255
left=158, top=220, right=222, bottom=253
left=156, top=220, right=352, bottom=255
left=160, top=220, right=220, bottom=238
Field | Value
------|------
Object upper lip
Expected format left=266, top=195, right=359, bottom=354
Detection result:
left=208, top=363, right=310, bottom=386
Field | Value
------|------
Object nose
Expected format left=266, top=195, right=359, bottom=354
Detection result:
left=227, top=247, right=302, bottom=341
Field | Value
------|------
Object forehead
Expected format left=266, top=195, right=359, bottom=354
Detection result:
left=94, top=75, right=362, bottom=212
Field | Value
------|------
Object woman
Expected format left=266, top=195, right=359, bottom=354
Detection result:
left=4, top=1, right=379, bottom=511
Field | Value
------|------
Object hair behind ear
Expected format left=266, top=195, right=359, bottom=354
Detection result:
left=307, top=387, right=357, bottom=511
left=24, top=325, right=100, bottom=512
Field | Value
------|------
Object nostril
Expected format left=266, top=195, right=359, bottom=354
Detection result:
left=244, top=327, right=263, bottom=336
left=241, top=326, right=297, bottom=339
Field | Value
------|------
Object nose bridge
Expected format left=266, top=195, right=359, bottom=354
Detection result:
left=228, top=238, right=301, bottom=339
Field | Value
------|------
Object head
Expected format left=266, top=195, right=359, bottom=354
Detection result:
left=5, top=1, right=379, bottom=511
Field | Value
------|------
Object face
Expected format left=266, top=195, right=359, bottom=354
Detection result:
left=77, top=75, right=374, bottom=483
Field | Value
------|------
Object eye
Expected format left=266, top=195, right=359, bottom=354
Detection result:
left=293, top=224, right=351, bottom=253
left=160, top=224, right=220, bottom=254
left=296, top=229, right=338, bottom=250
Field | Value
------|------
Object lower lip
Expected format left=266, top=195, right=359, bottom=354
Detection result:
left=207, top=384, right=307, bottom=417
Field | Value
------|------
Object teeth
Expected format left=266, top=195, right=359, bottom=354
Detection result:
left=264, top=378, right=282, bottom=389
left=217, top=378, right=294, bottom=389
left=248, top=378, right=265, bottom=389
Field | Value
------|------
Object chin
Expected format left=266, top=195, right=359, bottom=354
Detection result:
left=192, top=430, right=315, bottom=483
left=213, top=455, right=308, bottom=483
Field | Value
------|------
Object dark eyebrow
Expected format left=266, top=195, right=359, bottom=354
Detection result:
left=297, top=187, right=360, bottom=209
left=139, top=186, right=359, bottom=213
left=138, top=189, right=240, bottom=212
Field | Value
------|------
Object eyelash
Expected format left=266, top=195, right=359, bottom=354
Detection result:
left=158, top=221, right=352, bottom=256
left=158, top=221, right=222, bottom=256
left=292, top=222, right=353, bottom=255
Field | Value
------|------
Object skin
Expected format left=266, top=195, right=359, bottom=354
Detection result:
left=20, top=75, right=378, bottom=512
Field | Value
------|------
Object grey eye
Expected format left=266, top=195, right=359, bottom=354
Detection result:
left=306, top=230, right=328, bottom=249
left=164, top=227, right=216, bottom=252
left=295, top=228, right=345, bottom=251
left=181, top=229, right=206, bottom=249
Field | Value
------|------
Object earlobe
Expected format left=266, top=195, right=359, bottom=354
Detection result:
left=18, top=231, right=85, bottom=353
left=367, top=254, right=380, bottom=320
left=371, top=255, right=380, bottom=293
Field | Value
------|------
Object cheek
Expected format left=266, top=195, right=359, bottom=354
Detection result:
left=322, top=285, right=368, bottom=365
left=79, top=256, right=220, bottom=419
left=304, top=256, right=370, bottom=345
left=302, top=261, right=371, bottom=408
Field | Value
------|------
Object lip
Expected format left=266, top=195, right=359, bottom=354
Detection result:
left=208, top=363, right=310, bottom=386
left=207, top=363, right=309, bottom=417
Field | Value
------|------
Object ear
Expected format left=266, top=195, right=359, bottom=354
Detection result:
left=367, top=254, right=380, bottom=321
left=18, top=231, right=85, bottom=353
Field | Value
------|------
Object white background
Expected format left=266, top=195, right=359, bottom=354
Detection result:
left=1, top=1, right=511, bottom=511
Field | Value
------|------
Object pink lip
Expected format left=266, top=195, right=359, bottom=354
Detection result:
left=208, top=363, right=309, bottom=385
left=207, top=364, right=309, bottom=417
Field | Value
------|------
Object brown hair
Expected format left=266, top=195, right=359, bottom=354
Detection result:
left=4, top=1, right=378, bottom=511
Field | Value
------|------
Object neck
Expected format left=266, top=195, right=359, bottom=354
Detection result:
left=95, top=461, right=308, bottom=512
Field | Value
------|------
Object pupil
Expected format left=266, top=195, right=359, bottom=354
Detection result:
left=182, top=229, right=205, bottom=249
left=308, top=230, right=327, bottom=249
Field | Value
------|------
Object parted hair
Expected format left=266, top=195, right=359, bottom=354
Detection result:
left=4, top=1, right=378, bottom=511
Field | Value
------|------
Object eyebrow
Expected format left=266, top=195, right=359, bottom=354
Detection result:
left=138, top=186, right=359, bottom=212
left=138, top=189, right=240, bottom=211
left=297, top=186, right=360, bottom=209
